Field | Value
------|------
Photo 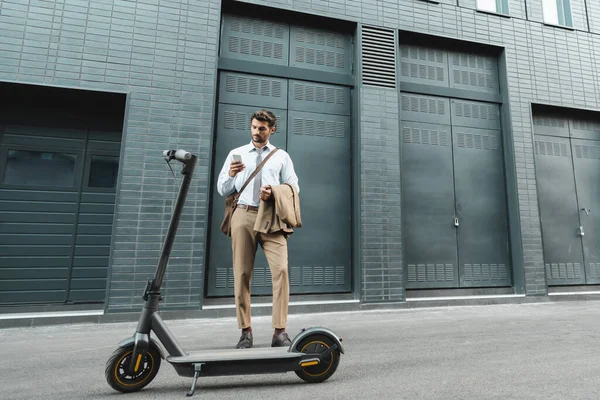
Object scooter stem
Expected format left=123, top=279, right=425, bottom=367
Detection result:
left=129, top=151, right=197, bottom=373
left=151, top=153, right=197, bottom=291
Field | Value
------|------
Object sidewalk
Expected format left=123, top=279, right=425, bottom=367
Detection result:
left=5, top=288, right=600, bottom=330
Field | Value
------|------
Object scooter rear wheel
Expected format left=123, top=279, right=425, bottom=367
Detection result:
left=105, top=344, right=161, bottom=393
left=294, top=334, right=340, bottom=383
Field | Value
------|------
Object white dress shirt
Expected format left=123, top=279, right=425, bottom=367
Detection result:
left=217, top=141, right=300, bottom=207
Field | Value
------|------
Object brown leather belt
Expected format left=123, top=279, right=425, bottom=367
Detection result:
left=237, top=204, right=259, bottom=212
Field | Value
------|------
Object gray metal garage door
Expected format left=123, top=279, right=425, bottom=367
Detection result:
left=401, top=93, right=511, bottom=289
left=533, top=112, right=600, bottom=285
left=206, top=72, right=352, bottom=296
left=0, top=125, right=121, bottom=305
left=206, top=14, right=353, bottom=297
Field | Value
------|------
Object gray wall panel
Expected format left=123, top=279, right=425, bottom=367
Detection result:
left=360, top=87, right=403, bottom=302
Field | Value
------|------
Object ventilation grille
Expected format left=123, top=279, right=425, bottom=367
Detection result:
left=293, top=82, right=345, bottom=105
left=400, top=45, right=446, bottom=85
left=572, top=119, right=600, bottom=132
left=292, top=117, right=347, bottom=138
left=407, top=264, right=454, bottom=283
left=402, top=94, right=447, bottom=116
left=588, top=263, right=600, bottom=280
left=450, top=53, right=497, bottom=91
left=361, top=26, right=396, bottom=89
left=226, top=16, right=286, bottom=62
left=298, top=265, right=345, bottom=286
left=534, top=140, right=569, bottom=157
left=545, top=263, right=583, bottom=281
left=456, top=131, right=500, bottom=151
left=215, top=267, right=234, bottom=288
left=574, top=144, right=600, bottom=159
left=454, top=101, right=498, bottom=121
left=251, top=265, right=272, bottom=288
left=403, top=126, right=448, bottom=146
left=293, top=28, right=346, bottom=71
left=225, top=74, right=283, bottom=99
left=463, top=264, right=507, bottom=282
left=533, top=115, right=566, bottom=128
left=216, top=265, right=345, bottom=288
left=223, top=111, right=250, bottom=131
left=230, top=16, right=285, bottom=39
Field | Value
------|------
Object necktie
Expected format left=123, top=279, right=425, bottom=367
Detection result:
left=253, top=147, right=264, bottom=204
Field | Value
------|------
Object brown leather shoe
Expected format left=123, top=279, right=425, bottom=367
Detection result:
left=271, top=332, right=292, bottom=347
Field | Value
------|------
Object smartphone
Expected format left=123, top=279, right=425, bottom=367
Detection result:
left=232, top=154, right=242, bottom=162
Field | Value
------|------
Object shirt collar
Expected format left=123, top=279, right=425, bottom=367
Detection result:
left=247, top=141, right=273, bottom=152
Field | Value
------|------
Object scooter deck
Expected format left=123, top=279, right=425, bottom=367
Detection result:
left=166, top=347, right=302, bottom=364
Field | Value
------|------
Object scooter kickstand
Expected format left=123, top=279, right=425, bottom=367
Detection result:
left=186, top=363, right=204, bottom=397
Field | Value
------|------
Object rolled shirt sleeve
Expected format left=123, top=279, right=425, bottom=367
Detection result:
left=280, top=152, right=300, bottom=194
left=217, top=152, right=236, bottom=197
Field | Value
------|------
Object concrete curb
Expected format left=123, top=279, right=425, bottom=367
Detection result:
left=2, top=293, right=600, bottom=329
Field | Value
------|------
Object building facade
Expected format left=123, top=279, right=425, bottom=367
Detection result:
left=1, top=0, right=599, bottom=315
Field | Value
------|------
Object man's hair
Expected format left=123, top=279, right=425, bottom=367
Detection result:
left=250, top=109, right=277, bottom=130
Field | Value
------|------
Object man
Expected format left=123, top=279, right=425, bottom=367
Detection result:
left=217, top=109, right=300, bottom=349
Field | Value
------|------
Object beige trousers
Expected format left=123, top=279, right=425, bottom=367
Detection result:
left=231, top=207, right=289, bottom=329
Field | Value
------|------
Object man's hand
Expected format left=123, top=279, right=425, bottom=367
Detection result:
left=229, top=161, right=245, bottom=177
left=260, top=185, right=272, bottom=201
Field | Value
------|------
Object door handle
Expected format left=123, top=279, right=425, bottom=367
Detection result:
left=578, top=226, right=585, bottom=236
left=581, top=208, right=591, bottom=216
left=454, top=217, right=459, bottom=227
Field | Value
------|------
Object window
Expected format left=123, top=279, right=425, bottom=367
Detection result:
left=542, top=0, right=573, bottom=27
left=88, top=155, right=119, bottom=189
left=3, top=150, right=77, bottom=187
left=477, top=0, right=509, bottom=15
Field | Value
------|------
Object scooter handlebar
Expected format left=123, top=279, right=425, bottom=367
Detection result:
left=163, top=149, right=192, bottom=163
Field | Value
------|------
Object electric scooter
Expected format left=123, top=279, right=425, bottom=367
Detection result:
left=105, top=149, right=344, bottom=397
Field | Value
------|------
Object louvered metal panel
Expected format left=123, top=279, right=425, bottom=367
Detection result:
left=290, top=26, right=353, bottom=74
left=532, top=113, right=569, bottom=137
left=219, top=71, right=288, bottom=108
left=400, top=93, right=451, bottom=125
left=534, top=134, right=586, bottom=285
left=570, top=117, right=600, bottom=140
left=401, top=120, right=458, bottom=288
left=533, top=108, right=600, bottom=285
left=286, top=111, right=352, bottom=293
left=360, top=25, right=396, bottom=88
left=401, top=93, right=511, bottom=289
left=448, top=51, right=499, bottom=93
left=451, top=99, right=501, bottom=130
left=571, top=138, right=600, bottom=284
left=289, top=80, right=351, bottom=116
left=453, top=126, right=511, bottom=287
left=399, top=44, right=448, bottom=87
left=220, top=15, right=289, bottom=65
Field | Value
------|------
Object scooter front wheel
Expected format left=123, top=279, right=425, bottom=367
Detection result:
left=294, top=334, right=341, bottom=383
left=105, top=344, right=161, bottom=393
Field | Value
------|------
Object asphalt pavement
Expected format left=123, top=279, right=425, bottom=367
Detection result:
left=1, top=300, right=600, bottom=399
